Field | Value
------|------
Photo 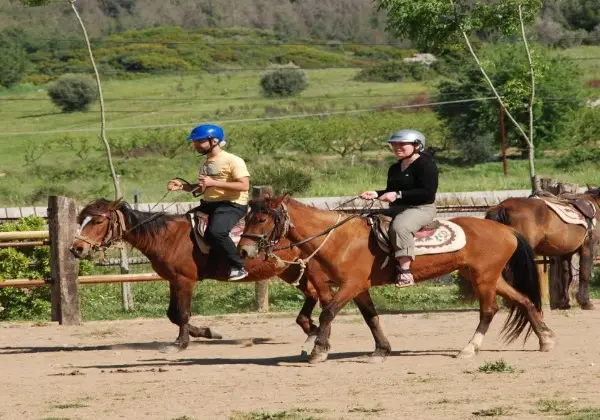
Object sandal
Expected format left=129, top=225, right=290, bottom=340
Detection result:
left=395, top=268, right=414, bottom=288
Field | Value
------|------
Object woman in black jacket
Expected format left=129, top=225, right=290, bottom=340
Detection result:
left=360, top=129, right=439, bottom=287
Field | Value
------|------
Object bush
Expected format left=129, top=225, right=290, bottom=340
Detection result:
left=47, top=74, right=98, bottom=112
left=0, top=33, right=28, bottom=88
left=354, top=60, right=436, bottom=82
left=260, top=65, right=308, bottom=98
left=0, top=216, right=94, bottom=320
left=460, top=134, right=496, bottom=164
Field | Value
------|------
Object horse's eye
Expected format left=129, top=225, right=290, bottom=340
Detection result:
left=93, top=219, right=103, bottom=225
left=258, top=217, right=267, bottom=224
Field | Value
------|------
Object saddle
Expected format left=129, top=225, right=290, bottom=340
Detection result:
left=367, top=214, right=441, bottom=254
left=186, top=208, right=246, bottom=254
left=365, top=213, right=466, bottom=258
left=531, top=191, right=597, bottom=220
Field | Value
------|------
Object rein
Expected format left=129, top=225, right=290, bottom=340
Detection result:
left=241, top=201, right=364, bottom=285
left=76, top=178, right=203, bottom=254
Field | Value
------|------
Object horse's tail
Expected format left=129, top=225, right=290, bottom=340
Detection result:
left=500, top=231, right=541, bottom=344
left=485, top=204, right=511, bottom=226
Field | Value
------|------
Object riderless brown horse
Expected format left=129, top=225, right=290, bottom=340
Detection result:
left=486, top=187, right=600, bottom=310
left=69, top=198, right=333, bottom=353
left=238, top=196, right=555, bottom=364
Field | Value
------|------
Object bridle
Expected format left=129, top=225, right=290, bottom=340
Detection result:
left=240, top=203, right=293, bottom=258
left=75, top=208, right=127, bottom=254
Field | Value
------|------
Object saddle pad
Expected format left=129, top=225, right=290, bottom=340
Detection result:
left=414, top=219, right=467, bottom=256
left=535, top=197, right=592, bottom=228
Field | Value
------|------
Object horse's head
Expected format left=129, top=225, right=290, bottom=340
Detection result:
left=70, top=198, right=127, bottom=259
left=238, top=195, right=291, bottom=259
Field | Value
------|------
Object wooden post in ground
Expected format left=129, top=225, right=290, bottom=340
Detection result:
left=48, top=196, right=81, bottom=325
left=538, top=257, right=550, bottom=309
left=252, top=185, right=272, bottom=313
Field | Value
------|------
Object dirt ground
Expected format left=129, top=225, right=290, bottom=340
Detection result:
left=2, top=303, right=600, bottom=420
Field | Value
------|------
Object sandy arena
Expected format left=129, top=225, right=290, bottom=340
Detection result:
left=2, top=304, right=600, bottom=420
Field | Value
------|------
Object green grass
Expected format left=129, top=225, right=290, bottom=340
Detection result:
left=476, top=359, right=518, bottom=374
left=472, top=406, right=513, bottom=417
left=229, top=410, right=324, bottom=420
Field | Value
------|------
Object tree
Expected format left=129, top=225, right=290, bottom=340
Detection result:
left=0, top=34, right=28, bottom=88
left=435, top=45, right=584, bottom=156
left=377, top=0, right=544, bottom=191
left=21, top=0, right=132, bottom=310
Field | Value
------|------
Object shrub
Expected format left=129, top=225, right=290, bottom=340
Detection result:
left=47, top=74, right=98, bottom=112
left=0, top=33, right=28, bottom=88
left=354, top=60, right=436, bottom=82
left=260, top=65, right=308, bottom=97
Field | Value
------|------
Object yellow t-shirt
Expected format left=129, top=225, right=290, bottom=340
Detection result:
left=199, top=150, right=250, bottom=205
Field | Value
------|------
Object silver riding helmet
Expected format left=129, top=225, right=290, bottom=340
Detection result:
left=388, top=129, right=425, bottom=152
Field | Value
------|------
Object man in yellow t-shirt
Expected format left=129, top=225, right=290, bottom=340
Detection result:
left=167, top=124, right=250, bottom=281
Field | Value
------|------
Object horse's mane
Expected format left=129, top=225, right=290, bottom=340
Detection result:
left=79, top=199, right=183, bottom=237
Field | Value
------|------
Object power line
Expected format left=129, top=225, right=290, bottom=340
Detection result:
left=0, top=91, right=469, bottom=102
left=0, top=96, right=496, bottom=137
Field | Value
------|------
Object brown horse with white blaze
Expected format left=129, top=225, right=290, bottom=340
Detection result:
left=238, top=196, right=556, bottom=363
left=69, top=198, right=334, bottom=353
left=485, top=187, right=600, bottom=310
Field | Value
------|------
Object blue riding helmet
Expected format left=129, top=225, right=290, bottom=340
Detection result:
left=187, top=124, right=225, bottom=142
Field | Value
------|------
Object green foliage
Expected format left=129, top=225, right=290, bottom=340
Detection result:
left=560, top=0, right=600, bottom=33
left=354, top=61, right=436, bottom=82
left=556, top=148, right=600, bottom=169
left=47, top=74, right=98, bottom=112
left=461, top=134, right=496, bottom=164
left=0, top=216, right=93, bottom=320
left=434, top=44, right=584, bottom=153
left=477, top=359, right=517, bottom=373
left=19, top=0, right=51, bottom=6
left=0, top=33, right=28, bottom=88
left=377, top=0, right=543, bottom=53
left=260, top=66, right=308, bottom=98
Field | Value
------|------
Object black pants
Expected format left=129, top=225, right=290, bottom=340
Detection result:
left=198, top=200, right=247, bottom=270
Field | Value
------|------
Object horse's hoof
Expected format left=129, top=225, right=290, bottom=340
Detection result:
left=580, top=302, right=595, bottom=310
left=308, top=351, right=328, bottom=364
left=208, top=328, right=223, bottom=339
left=160, top=342, right=187, bottom=354
left=539, top=340, right=555, bottom=352
left=367, top=355, right=387, bottom=364
left=455, top=349, right=476, bottom=359
left=300, top=350, right=309, bottom=361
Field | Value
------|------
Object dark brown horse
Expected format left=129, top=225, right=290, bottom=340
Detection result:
left=69, top=198, right=334, bottom=353
left=485, top=188, right=600, bottom=310
left=238, top=196, right=556, bottom=363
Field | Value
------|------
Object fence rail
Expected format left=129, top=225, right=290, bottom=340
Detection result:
left=0, top=186, right=595, bottom=324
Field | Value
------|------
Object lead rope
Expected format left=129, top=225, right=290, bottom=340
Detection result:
left=270, top=214, right=342, bottom=286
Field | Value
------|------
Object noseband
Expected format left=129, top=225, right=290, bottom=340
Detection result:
left=240, top=204, right=292, bottom=256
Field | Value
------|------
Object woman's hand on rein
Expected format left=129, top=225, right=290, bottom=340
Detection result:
left=378, top=192, right=398, bottom=203
left=360, top=191, right=379, bottom=200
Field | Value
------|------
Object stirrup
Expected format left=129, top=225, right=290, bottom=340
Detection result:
left=394, top=268, right=414, bottom=288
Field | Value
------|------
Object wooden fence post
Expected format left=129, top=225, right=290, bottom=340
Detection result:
left=49, top=196, right=81, bottom=325
left=252, top=185, right=272, bottom=313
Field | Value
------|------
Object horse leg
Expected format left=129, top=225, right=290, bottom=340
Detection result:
left=456, top=279, right=498, bottom=358
left=188, top=325, right=223, bottom=340
left=353, top=290, right=391, bottom=363
left=495, top=277, right=555, bottom=352
left=577, top=244, right=594, bottom=310
left=162, top=277, right=195, bottom=353
left=555, top=256, right=572, bottom=310
left=309, top=284, right=361, bottom=364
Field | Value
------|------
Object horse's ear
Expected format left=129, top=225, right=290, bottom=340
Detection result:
left=587, top=184, right=596, bottom=191
left=110, top=197, right=123, bottom=209
left=269, top=194, right=287, bottom=209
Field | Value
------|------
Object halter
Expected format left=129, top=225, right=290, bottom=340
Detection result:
left=74, top=208, right=127, bottom=254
